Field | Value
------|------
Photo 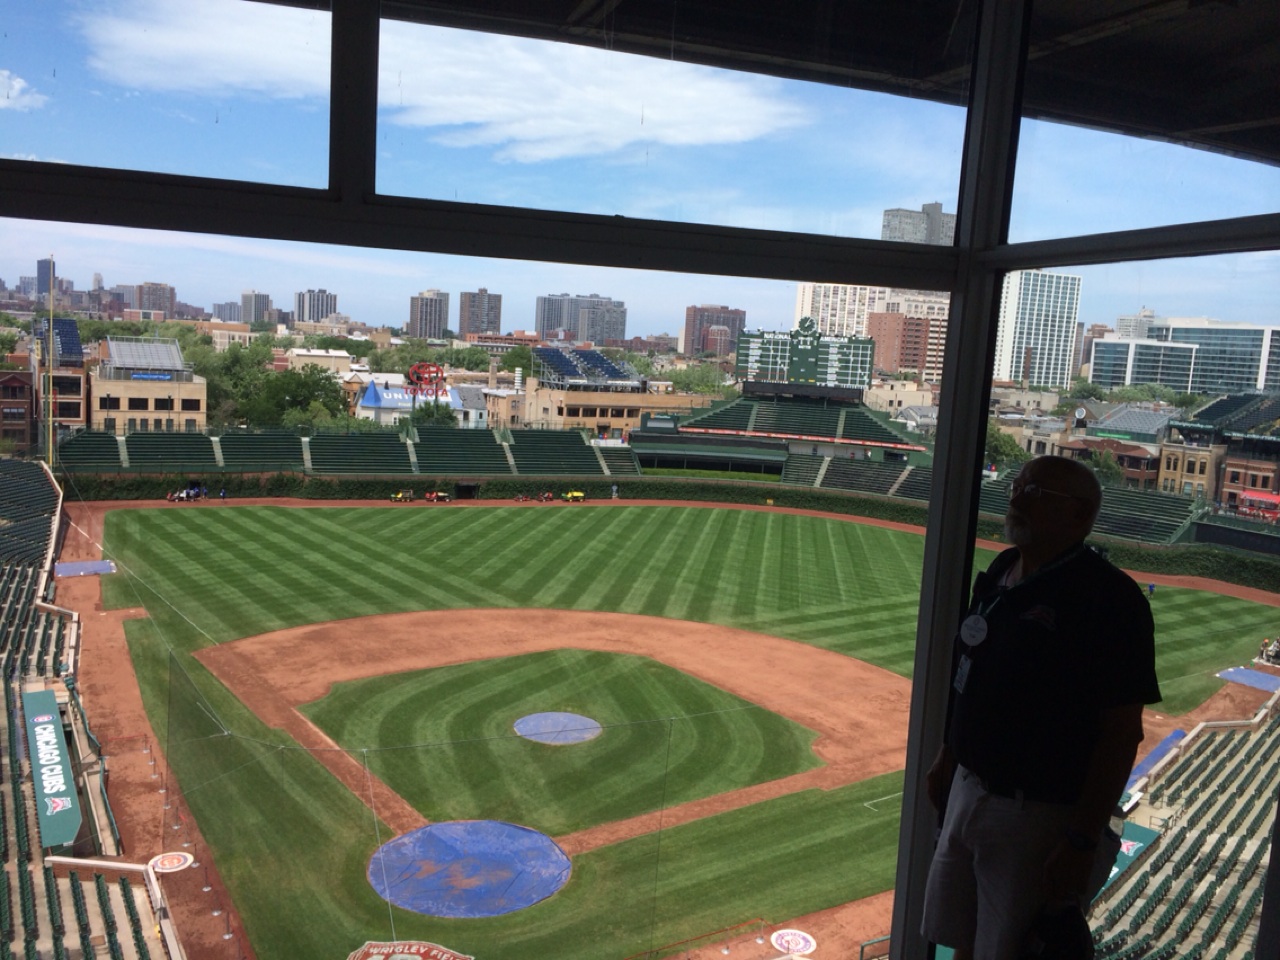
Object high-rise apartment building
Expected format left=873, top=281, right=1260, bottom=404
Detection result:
left=36, top=258, right=54, bottom=298
left=866, top=312, right=950, bottom=381
left=535, top=294, right=626, bottom=342
left=137, top=282, right=177, bottom=316
left=992, top=269, right=1082, bottom=388
left=295, top=289, right=338, bottom=326
left=793, top=284, right=879, bottom=338
left=110, top=284, right=137, bottom=309
left=1151, top=318, right=1276, bottom=393
left=241, top=291, right=273, bottom=328
left=459, top=288, right=502, bottom=337
left=880, top=202, right=956, bottom=245
left=408, top=289, right=450, bottom=339
left=212, top=302, right=242, bottom=324
left=684, top=304, right=746, bottom=355
left=1115, top=307, right=1158, bottom=339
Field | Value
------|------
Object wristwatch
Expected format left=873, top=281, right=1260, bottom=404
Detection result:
left=1064, top=827, right=1098, bottom=852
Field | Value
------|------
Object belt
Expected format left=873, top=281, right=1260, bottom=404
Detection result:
left=963, top=766, right=1065, bottom=805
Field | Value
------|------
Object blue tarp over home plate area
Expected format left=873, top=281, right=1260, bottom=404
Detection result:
left=368, top=821, right=571, bottom=918
left=55, top=560, right=116, bottom=577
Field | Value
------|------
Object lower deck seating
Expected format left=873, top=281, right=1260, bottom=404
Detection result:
left=308, top=433, right=414, bottom=474
left=598, top=447, right=641, bottom=476
left=413, top=429, right=513, bottom=475
left=780, top=453, right=824, bottom=485
left=820, top=457, right=906, bottom=495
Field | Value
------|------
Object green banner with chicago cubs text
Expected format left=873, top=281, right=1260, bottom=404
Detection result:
left=23, top=690, right=82, bottom=848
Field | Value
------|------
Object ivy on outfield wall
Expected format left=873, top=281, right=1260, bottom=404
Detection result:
left=58, top=472, right=1280, bottom=593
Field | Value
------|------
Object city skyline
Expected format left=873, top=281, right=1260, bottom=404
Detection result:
left=2, top=1, right=1278, bottom=338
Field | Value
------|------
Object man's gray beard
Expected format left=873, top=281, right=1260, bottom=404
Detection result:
left=1004, top=514, right=1032, bottom=545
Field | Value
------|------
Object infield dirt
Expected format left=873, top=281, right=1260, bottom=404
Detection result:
left=58, top=498, right=1278, bottom=960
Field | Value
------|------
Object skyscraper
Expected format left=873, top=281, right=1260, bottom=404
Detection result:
left=241, top=291, right=273, bottom=328
left=295, top=289, right=338, bottom=325
left=36, top=258, right=54, bottom=298
left=881, top=202, right=956, bottom=245
left=535, top=293, right=626, bottom=342
left=408, top=290, right=450, bottom=339
left=993, top=269, right=1082, bottom=388
left=684, top=304, right=746, bottom=355
left=793, top=284, right=879, bottom=338
left=459, top=288, right=502, bottom=337
left=212, top=302, right=242, bottom=324
left=136, top=282, right=177, bottom=315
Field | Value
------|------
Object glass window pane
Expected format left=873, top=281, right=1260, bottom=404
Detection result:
left=3, top=0, right=330, bottom=187
left=1012, top=1, right=1280, bottom=240
left=376, top=19, right=966, bottom=239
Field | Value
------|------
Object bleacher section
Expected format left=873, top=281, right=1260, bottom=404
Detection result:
left=820, top=458, right=907, bottom=496
left=55, top=432, right=123, bottom=472
left=33, top=319, right=85, bottom=367
left=598, top=447, right=641, bottom=476
left=893, top=466, right=933, bottom=502
left=0, top=466, right=164, bottom=959
left=413, top=429, right=513, bottom=475
left=1191, top=395, right=1262, bottom=426
left=507, top=430, right=605, bottom=475
left=1228, top=394, right=1280, bottom=435
left=1089, top=487, right=1198, bottom=544
left=218, top=432, right=306, bottom=472
left=533, top=348, right=634, bottom=383
left=780, top=453, right=825, bottom=486
left=0, top=461, right=60, bottom=565
left=308, top=433, right=414, bottom=474
left=125, top=433, right=217, bottom=470
left=1088, top=712, right=1278, bottom=957
left=681, top=401, right=755, bottom=431
left=839, top=408, right=908, bottom=445
left=751, top=399, right=841, bottom=438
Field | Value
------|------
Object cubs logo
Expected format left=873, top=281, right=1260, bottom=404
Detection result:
left=45, top=797, right=72, bottom=815
left=31, top=714, right=54, bottom=724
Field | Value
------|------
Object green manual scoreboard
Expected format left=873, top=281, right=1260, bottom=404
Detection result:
left=735, top=317, right=875, bottom=388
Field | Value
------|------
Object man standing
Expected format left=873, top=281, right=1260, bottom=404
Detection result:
left=922, top=455, right=1161, bottom=959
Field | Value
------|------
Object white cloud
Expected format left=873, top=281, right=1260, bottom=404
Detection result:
left=77, top=3, right=809, bottom=162
left=0, top=70, right=49, bottom=111
left=78, top=0, right=329, bottom=98
left=379, top=24, right=810, bottom=162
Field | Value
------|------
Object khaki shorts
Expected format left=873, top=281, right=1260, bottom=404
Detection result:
left=921, top=766, right=1120, bottom=959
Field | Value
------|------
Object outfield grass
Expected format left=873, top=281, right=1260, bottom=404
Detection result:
left=99, top=505, right=1276, bottom=960
left=303, top=649, right=822, bottom=834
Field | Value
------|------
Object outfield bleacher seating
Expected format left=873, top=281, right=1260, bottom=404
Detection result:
left=780, top=453, right=824, bottom=486
left=413, top=429, right=513, bottom=475
left=307, top=433, right=414, bottom=474
left=597, top=446, right=641, bottom=476
left=894, top=466, right=933, bottom=501
left=1190, top=394, right=1261, bottom=426
left=56, top=432, right=123, bottom=471
left=125, top=432, right=217, bottom=469
left=218, top=431, right=306, bottom=472
left=751, top=399, right=842, bottom=438
left=681, top=400, right=755, bottom=431
left=820, top=457, right=906, bottom=495
left=508, top=430, right=604, bottom=475
left=0, top=462, right=59, bottom=564
left=839, top=408, right=909, bottom=445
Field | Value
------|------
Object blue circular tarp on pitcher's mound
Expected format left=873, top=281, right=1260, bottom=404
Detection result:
left=368, top=821, right=571, bottom=918
left=513, top=711, right=602, bottom=745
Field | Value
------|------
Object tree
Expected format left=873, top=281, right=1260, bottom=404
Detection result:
left=500, top=345, right=532, bottom=374
left=983, top=420, right=1031, bottom=471
left=1091, top=449, right=1125, bottom=487
left=1066, top=378, right=1108, bottom=401
left=1173, top=393, right=1204, bottom=413
left=667, top=362, right=730, bottom=395
left=410, top=399, right=458, bottom=428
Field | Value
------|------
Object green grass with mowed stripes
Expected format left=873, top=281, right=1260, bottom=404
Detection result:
left=100, top=504, right=1274, bottom=960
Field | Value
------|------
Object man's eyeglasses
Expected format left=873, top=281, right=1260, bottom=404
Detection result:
left=1008, top=482, right=1080, bottom=502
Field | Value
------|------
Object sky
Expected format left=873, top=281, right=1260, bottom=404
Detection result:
left=2, top=0, right=1278, bottom=337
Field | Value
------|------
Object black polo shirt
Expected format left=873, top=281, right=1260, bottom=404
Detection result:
left=947, top=544, right=1161, bottom=805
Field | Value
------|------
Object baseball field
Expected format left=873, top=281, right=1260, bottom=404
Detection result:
left=94, top=503, right=1278, bottom=960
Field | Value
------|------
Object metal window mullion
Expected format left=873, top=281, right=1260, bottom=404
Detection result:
left=891, top=1, right=1033, bottom=958
left=329, top=0, right=380, bottom=203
